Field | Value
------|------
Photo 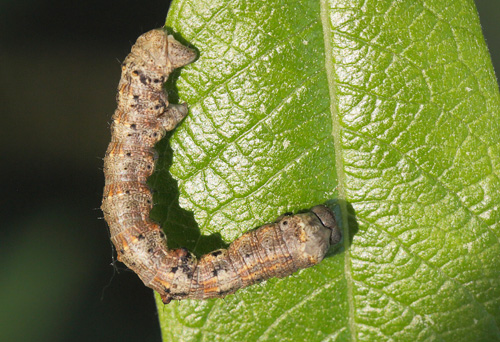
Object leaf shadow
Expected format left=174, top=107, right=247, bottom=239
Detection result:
left=149, top=32, right=227, bottom=257
left=150, top=133, right=229, bottom=257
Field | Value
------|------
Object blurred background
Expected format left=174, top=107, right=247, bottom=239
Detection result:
left=0, top=1, right=498, bottom=341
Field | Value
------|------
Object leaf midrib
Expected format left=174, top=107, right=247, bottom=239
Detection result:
left=319, top=0, right=357, bottom=341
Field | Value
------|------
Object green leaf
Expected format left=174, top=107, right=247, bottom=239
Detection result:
left=149, top=0, right=500, bottom=340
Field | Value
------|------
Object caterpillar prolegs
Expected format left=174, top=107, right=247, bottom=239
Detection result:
left=101, top=29, right=342, bottom=304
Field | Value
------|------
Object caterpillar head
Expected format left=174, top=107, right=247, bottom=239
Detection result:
left=279, top=206, right=341, bottom=268
left=311, top=205, right=342, bottom=245
left=296, top=205, right=340, bottom=264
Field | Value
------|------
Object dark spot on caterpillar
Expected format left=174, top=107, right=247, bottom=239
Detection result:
left=180, top=264, right=191, bottom=273
left=139, top=74, right=149, bottom=85
left=101, top=29, right=340, bottom=304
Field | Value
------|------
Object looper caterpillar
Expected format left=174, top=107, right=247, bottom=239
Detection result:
left=101, top=29, right=341, bottom=304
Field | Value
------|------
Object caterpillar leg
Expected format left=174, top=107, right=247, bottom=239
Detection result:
left=161, top=103, right=189, bottom=130
left=161, top=293, right=172, bottom=304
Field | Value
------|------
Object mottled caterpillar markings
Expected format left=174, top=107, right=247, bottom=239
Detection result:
left=101, top=29, right=342, bottom=304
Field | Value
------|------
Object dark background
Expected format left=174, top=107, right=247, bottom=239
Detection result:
left=0, top=1, right=498, bottom=341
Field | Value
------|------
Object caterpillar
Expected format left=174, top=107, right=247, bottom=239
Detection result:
left=101, top=28, right=342, bottom=304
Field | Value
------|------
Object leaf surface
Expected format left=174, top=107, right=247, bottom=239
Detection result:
left=150, top=0, right=500, bottom=340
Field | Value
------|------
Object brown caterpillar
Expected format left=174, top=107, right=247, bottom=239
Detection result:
left=101, top=29, right=342, bottom=304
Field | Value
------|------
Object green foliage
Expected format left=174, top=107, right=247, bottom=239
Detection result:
left=150, top=0, right=500, bottom=340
